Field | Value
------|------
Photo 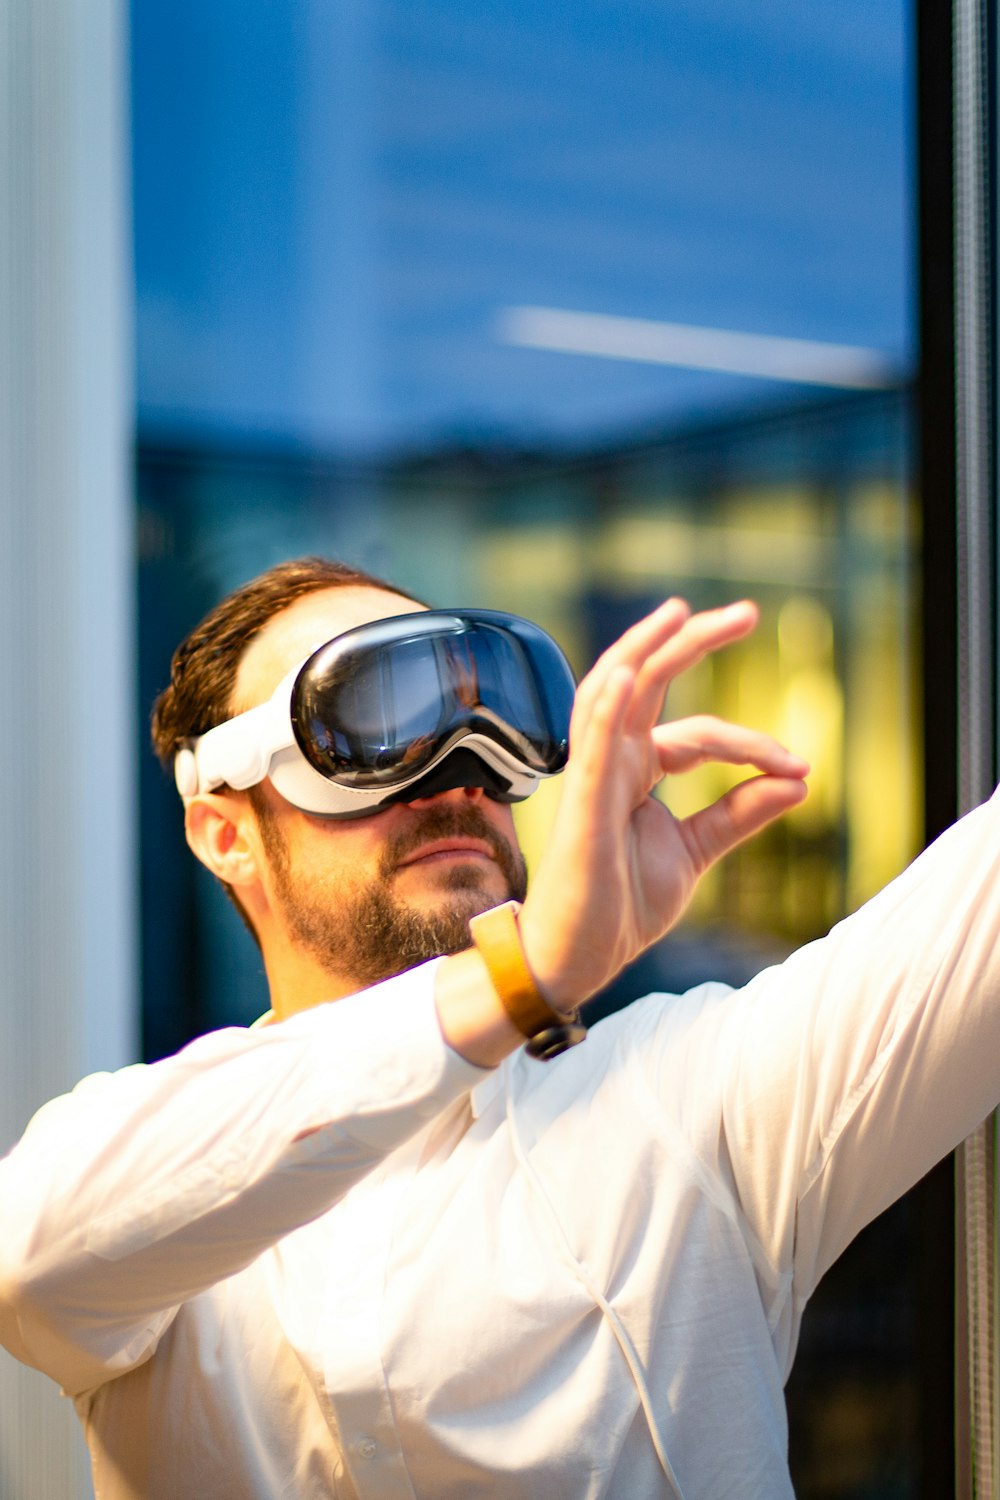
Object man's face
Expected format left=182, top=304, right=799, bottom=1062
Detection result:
left=233, top=586, right=528, bottom=989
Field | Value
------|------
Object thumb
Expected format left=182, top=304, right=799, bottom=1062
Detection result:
left=680, top=774, right=808, bottom=873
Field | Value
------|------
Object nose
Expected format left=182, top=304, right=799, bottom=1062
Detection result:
left=406, top=784, right=486, bottom=809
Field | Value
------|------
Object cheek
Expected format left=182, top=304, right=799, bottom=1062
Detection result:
left=288, top=819, right=384, bottom=878
left=487, top=804, right=525, bottom=866
left=494, top=807, right=520, bottom=845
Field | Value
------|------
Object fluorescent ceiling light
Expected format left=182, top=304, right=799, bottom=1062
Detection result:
left=496, top=305, right=899, bottom=390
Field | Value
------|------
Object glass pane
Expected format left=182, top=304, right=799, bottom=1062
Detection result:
left=134, top=4, right=919, bottom=1493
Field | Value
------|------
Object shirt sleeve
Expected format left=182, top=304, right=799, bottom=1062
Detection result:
left=0, top=960, right=485, bottom=1396
left=648, top=786, right=1000, bottom=1300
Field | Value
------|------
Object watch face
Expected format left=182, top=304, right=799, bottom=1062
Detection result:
left=524, top=1021, right=588, bottom=1060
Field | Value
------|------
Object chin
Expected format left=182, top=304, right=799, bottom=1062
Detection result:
left=441, top=864, right=504, bottom=894
left=408, top=871, right=506, bottom=918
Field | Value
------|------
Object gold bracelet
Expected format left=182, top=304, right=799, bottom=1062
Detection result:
left=468, top=901, right=586, bottom=1060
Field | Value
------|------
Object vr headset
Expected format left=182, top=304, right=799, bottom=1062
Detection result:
left=174, top=609, right=577, bottom=818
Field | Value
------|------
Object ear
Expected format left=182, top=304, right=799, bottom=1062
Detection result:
left=184, top=792, right=261, bottom=893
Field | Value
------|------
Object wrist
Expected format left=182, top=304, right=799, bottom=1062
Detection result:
left=469, top=901, right=586, bottom=1060
left=434, top=947, right=523, bottom=1068
left=514, top=899, right=579, bottom=1014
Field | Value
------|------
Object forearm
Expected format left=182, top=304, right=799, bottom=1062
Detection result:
left=0, top=962, right=488, bottom=1392
left=717, top=785, right=1000, bottom=1292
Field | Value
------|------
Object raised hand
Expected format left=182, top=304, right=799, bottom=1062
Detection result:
left=518, top=599, right=809, bottom=1009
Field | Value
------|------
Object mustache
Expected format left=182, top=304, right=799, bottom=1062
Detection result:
left=379, top=804, right=520, bottom=878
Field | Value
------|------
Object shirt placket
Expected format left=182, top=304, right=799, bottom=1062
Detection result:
left=319, top=1143, right=422, bottom=1500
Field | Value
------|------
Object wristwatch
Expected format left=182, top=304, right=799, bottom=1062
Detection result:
left=468, top=900, right=587, bottom=1060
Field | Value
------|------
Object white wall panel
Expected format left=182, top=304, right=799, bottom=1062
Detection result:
left=0, top=3, right=135, bottom=1496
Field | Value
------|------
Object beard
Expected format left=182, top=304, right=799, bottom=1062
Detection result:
left=256, top=798, right=528, bottom=990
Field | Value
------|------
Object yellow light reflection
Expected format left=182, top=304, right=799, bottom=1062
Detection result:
left=475, top=470, right=918, bottom=949
left=777, top=596, right=843, bottom=832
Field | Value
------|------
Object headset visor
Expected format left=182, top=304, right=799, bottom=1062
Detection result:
left=291, top=610, right=574, bottom=789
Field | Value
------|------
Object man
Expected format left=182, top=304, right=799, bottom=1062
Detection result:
left=2, top=555, right=999, bottom=1498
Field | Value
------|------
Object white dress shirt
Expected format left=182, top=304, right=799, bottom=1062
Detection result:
left=4, top=792, right=1000, bottom=1498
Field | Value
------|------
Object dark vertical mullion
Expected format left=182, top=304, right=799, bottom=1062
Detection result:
left=918, top=0, right=959, bottom=846
left=915, top=1, right=959, bottom=1496
left=990, top=0, right=999, bottom=762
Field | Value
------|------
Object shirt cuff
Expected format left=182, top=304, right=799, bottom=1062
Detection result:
left=275, top=958, right=491, bottom=1152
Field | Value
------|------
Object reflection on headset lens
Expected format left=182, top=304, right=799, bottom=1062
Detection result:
left=291, top=614, right=574, bottom=788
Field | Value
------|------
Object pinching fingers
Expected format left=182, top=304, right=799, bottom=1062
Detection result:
left=679, top=773, right=809, bottom=873
left=651, top=715, right=810, bottom=777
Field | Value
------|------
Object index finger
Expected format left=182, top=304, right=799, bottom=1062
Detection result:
left=626, top=600, right=759, bottom=732
left=570, top=597, right=691, bottom=744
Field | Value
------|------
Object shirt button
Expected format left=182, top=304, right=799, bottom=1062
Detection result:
left=356, top=1438, right=377, bottom=1460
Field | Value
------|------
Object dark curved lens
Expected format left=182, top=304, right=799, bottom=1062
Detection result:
left=290, top=611, right=575, bottom=788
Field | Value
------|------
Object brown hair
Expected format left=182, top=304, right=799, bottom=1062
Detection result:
left=151, top=555, right=423, bottom=767
left=150, top=556, right=425, bottom=945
